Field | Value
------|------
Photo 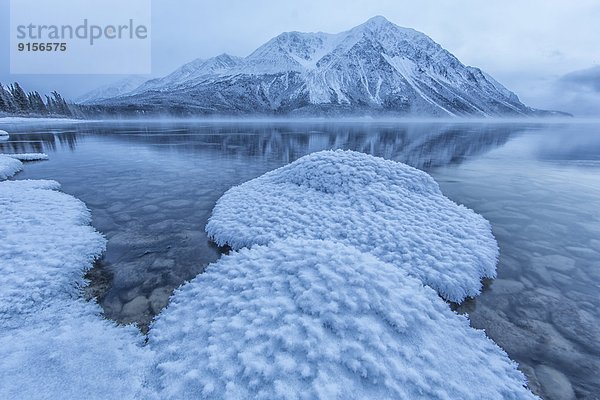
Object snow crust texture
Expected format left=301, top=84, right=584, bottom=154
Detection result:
left=0, top=180, right=152, bottom=399
left=206, top=150, right=498, bottom=302
left=150, top=239, right=536, bottom=400
left=0, top=152, right=537, bottom=399
left=0, top=154, right=22, bottom=179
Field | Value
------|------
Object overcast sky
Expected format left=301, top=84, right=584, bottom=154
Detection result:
left=1, top=0, right=599, bottom=114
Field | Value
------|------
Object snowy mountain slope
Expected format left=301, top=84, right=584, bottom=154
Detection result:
left=77, top=75, right=149, bottom=104
left=92, top=16, right=556, bottom=116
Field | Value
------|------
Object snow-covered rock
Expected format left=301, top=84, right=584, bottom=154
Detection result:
left=94, top=16, right=555, bottom=116
left=207, top=150, right=498, bottom=302
left=0, top=154, right=22, bottom=180
left=0, top=179, right=153, bottom=399
left=150, top=239, right=536, bottom=399
left=3, top=153, right=49, bottom=161
left=0, top=130, right=9, bottom=140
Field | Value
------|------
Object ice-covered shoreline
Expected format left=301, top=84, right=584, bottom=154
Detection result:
left=0, top=150, right=538, bottom=399
left=0, top=179, right=152, bottom=399
left=0, top=154, right=23, bottom=179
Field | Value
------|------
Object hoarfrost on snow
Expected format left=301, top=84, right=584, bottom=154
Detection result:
left=0, top=150, right=535, bottom=399
left=151, top=239, right=536, bottom=400
left=0, top=179, right=152, bottom=399
left=0, top=180, right=105, bottom=324
left=3, top=153, right=49, bottom=161
left=0, top=154, right=23, bottom=180
left=206, top=150, right=498, bottom=302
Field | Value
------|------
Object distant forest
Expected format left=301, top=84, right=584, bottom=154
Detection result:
left=0, top=82, right=81, bottom=118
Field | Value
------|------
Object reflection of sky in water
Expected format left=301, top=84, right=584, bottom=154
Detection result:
left=1, top=121, right=599, bottom=399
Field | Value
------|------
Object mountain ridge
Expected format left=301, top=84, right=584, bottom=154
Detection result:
left=85, top=16, right=566, bottom=117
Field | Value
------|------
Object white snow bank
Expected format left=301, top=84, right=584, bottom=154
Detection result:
left=3, top=153, right=49, bottom=161
left=0, top=129, right=8, bottom=137
left=0, top=179, right=153, bottom=399
left=151, top=239, right=536, bottom=399
left=0, top=300, right=154, bottom=400
left=0, top=154, right=22, bottom=180
left=206, top=150, right=498, bottom=302
left=0, top=179, right=106, bottom=325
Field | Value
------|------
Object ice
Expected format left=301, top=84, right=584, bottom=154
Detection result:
left=206, top=150, right=498, bottom=302
left=0, top=179, right=152, bottom=399
left=3, top=153, right=49, bottom=161
left=150, top=239, right=536, bottom=399
left=0, top=154, right=23, bottom=180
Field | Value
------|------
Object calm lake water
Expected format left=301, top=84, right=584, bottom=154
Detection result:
left=1, top=120, right=599, bottom=399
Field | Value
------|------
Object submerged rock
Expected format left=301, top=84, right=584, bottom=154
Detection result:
left=534, top=365, right=575, bottom=400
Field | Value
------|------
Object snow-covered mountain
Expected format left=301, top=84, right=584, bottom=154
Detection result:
left=90, top=16, right=560, bottom=116
left=77, top=76, right=149, bottom=104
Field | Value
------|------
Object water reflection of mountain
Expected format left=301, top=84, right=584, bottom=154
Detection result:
left=0, top=122, right=526, bottom=170
left=97, top=123, right=521, bottom=170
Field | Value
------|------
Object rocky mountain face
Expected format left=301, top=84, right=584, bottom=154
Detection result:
left=89, top=16, right=559, bottom=117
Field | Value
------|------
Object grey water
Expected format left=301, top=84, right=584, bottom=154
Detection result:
left=1, top=120, right=599, bottom=400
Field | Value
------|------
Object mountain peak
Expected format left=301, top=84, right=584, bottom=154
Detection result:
left=364, top=15, right=393, bottom=27
left=93, top=18, right=543, bottom=117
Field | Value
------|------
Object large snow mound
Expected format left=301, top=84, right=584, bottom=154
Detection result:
left=3, top=153, right=49, bottom=161
left=0, top=154, right=22, bottom=180
left=206, top=150, right=498, bottom=302
left=0, top=179, right=106, bottom=326
left=151, top=239, right=536, bottom=400
left=0, top=179, right=153, bottom=399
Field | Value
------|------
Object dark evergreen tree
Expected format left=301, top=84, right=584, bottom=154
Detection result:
left=0, top=85, right=7, bottom=112
left=27, top=91, right=48, bottom=115
left=9, top=82, right=29, bottom=112
left=50, top=91, right=72, bottom=116
left=0, top=83, right=17, bottom=113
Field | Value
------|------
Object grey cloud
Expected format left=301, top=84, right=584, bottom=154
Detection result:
left=558, top=66, right=600, bottom=92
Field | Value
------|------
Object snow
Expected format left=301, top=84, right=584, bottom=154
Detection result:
left=3, top=153, right=49, bottom=161
left=100, top=16, right=536, bottom=117
left=0, top=154, right=23, bottom=180
left=384, top=55, right=456, bottom=116
left=0, top=153, right=538, bottom=399
left=0, top=129, right=8, bottom=137
left=150, top=238, right=536, bottom=399
left=206, top=150, right=498, bottom=302
left=0, top=179, right=153, bottom=399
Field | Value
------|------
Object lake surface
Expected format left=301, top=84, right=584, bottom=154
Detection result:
left=1, top=120, right=599, bottom=399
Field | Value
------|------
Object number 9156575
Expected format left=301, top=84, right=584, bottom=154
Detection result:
left=17, top=42, right=67, bottom=52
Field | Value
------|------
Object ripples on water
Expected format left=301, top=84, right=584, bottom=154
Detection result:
left=1, top=120, right=599, bottom=399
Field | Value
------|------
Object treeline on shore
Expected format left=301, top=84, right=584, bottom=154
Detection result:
left=0, top=82, right=82, bottom=118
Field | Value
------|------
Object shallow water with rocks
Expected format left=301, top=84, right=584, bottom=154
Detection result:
left=1, top=120, right=598, bottom=399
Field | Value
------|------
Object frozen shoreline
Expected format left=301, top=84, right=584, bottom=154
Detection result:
left=0, top=151, right=538, bottom=399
